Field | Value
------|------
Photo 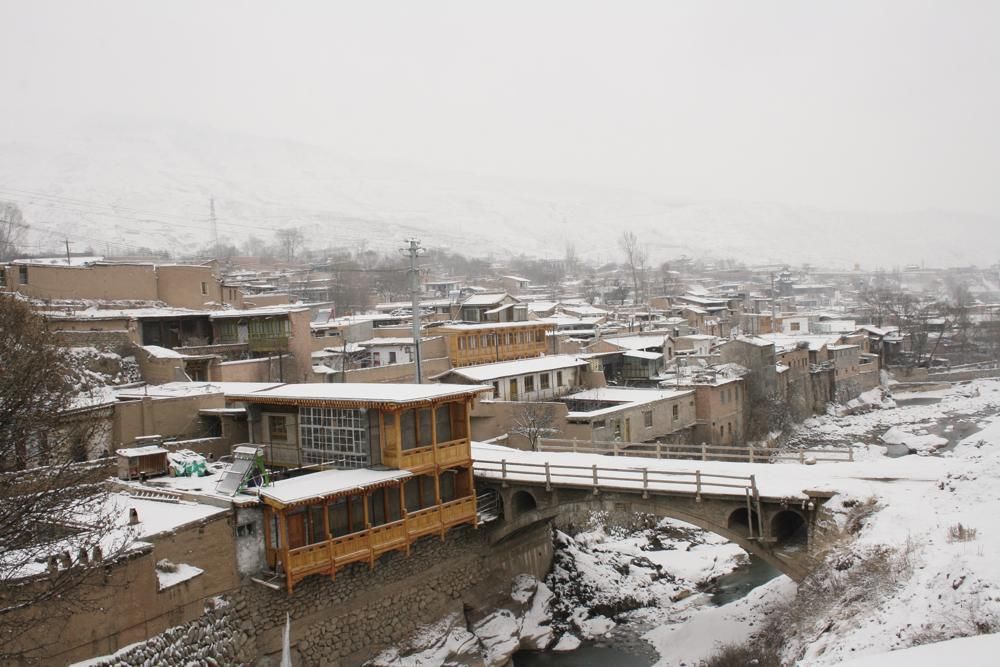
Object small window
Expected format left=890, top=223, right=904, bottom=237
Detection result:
left=19, top=266, right=28, bottom=284
left=556, top=371, right=564, bottom=386
left=593, top=420, right=606, bottom=430
left=672, top=404, right=679, bottom=421
left=0, top=268, right=5, bottom=287
left=492, top=381, right=500, bottom=397
left=389, top=351, right=397, bottom=364
left=268, top=415, right=289, bottom=442
left=201, top=281, right=208, bottom=295
left=236, top=522, right=256, bottom=537
left=790, top=322, right=800, bottom=331
left=643, top=410, right=653, bottom=428
left=525, top=375, right=535, bottom=392
left=540, top=373, right=550, bottom=390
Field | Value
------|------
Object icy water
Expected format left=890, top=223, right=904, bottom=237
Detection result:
left=513, top=643, right=650, bottom=666
left=708, top=555, right=781, bottom=606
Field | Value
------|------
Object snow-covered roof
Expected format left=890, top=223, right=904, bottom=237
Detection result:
left=623, top=350, right=664, bottom=361
left=602, top=334, right=666, bottom=351
left=228, top=382, right=489, bottom=407
left=502, top=275, right=531, bottom=283
left=435, top=321, right=551, bottom=331
left=461, top=293, right=512, bottom=306
left=355, top=337, right=416, bottom=346
left=260, top=468, right=412, bottom=507
left=115, top=381, right=283, bottom=400
left=209, top=305, right=309, bottom=319
left=141, top=345, right=187, bottom=359
left=116, top=445, right=168, bottom=457
left=446, top=355, right=588, bottom=381
left=46, top=306, right=206, bottom=320
left=564, top=387, right=693, bottom=418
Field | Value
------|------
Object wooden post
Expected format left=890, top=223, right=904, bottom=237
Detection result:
left=656, top=442, right=662, bottom=460
left=642, top=468, right=649, bottom=499
left=363, top=493, right=374, bottom=568
left=399, top=482, right=410, bottom=555
left=544, top=461, right=552, bottom=491
left=262, top=505, right=274, bottom=569
left=799, top=450, right=805, bottom=465
left=592, top=464, right=599, bottom=494
left=749, top=444, right=755, bottom=463
left=745, top=488, right=755, bottom=539
left=750, top=475, right=764, bottom=538
left=701, top=442, right=707, bottom=461
left=501, top=459, right=508, bottom=487
left=323, top=503, right=335, bottom=580
left=695, top=470, right=702, bottom=501
left=849, top=446, right=854, bottom=462
left=277, top=509, right=291, bottom=593
left=572, top=439, right=578, bottom=453
left=613, top=441, right=619, bottom=457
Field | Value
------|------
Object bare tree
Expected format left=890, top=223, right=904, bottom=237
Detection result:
left=275, top=227, right=305, bottom=263
left=0, top=202, right=27, bottom=261
left=619, top=231, right=649, bottom=305
left=0, top=295, right=132, bottom=661
left=512, top=403, right=559, bottom=451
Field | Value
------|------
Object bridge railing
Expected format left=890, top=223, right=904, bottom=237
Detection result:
left=474, top=457, right=755, bottom=498
left=536, top=439, right=854, bottom=464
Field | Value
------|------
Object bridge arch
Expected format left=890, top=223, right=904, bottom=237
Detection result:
left=510, top=489, right=538, bottom=517
left=771, top=509, right=808, bottom=546
left=726, top=507, right=761, bottom=538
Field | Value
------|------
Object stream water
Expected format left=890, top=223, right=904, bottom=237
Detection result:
left=513, top=555, right=779, bottom=666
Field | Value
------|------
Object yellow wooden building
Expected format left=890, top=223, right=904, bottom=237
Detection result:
left=433, top=321, right=554, bottom=367
left=229, top=383, right=488, bottom=593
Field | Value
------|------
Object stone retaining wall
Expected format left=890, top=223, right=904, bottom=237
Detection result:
left=82, top=520, right=553, bottom=667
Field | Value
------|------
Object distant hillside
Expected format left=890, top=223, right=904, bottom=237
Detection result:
left=0, top=121, right=996, bottom=269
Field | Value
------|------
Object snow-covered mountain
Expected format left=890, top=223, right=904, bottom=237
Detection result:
left=1, top=120, right=996, bottom=269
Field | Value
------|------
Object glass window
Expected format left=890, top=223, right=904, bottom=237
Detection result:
left=435, top=404, right=453, bottom=442
left=268, top=415, right=288, bottom=442
left=672, top=404, right=679, bottom=421
left=540, top=373, right=550, bottom=390
left=525, top=375, right=535, bottom=392
left=643, top=410, right=653, bottom=428
left=299, top=407, right=370, bottom=468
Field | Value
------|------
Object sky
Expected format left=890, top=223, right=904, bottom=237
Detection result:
left=1, top=1, right=999, bottom=217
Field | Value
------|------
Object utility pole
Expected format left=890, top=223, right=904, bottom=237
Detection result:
left=400, top=238, right=426, bottom=383
left=210, top=197, right=219, bottom=256
left=770, top=272, right=777, bottom=331
left=65, top=239, right=72, bottom=266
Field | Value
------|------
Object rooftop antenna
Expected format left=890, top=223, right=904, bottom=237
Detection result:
left=400, top=238, right=427, bottom=383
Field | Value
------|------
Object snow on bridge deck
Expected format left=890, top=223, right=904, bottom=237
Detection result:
left=471, top=441, right=943, bottom=501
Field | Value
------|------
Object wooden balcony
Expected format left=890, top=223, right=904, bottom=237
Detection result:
left=436, top=438, right=471, bottom=467
left=279, top=495, right=477, bottom=593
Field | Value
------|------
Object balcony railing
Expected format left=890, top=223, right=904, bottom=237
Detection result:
left=280, top=496, right=478, bottom=593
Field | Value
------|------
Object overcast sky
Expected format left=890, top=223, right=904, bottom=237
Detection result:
left=1, top=1, right=998, bottom=216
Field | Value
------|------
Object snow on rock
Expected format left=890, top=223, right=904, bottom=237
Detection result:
left=881, top=426, right=948, bottom=454
left=369, top=607, right=483, bottom=667
left=372, top=575, right=555, bottom=666
left=551, top=634, right=581, bottom=652
left=155, top=561, right=203, bottom=590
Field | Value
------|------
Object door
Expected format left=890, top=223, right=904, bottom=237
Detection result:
left=509, top=378, right=519, bottom=400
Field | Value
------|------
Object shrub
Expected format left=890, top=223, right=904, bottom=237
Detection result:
left=947, top=523, right=977, bottom=542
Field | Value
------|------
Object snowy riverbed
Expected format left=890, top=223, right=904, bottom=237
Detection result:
left=378, top=378, right=1000, bottom=666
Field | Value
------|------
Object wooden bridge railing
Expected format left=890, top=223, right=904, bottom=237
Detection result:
left=536, top=439, right=854, bottom=464
left=473, top=456, right=766, bottom=539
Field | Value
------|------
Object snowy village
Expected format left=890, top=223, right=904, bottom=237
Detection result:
left=2, top=3, right=1000, bottom=667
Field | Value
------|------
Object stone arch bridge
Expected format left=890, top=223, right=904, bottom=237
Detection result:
left=472, top=450, right=838, bottom=581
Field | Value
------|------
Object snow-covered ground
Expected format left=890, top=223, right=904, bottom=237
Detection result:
left=537, top=378, right=1000, bottom=665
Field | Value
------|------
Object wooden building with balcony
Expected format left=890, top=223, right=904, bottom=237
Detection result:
left=433, top=321, right=554, bottom=367
left=228, top=383, right=487, bottom=592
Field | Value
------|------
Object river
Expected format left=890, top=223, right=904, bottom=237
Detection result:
left=513, top=556, right=781, bottom=666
